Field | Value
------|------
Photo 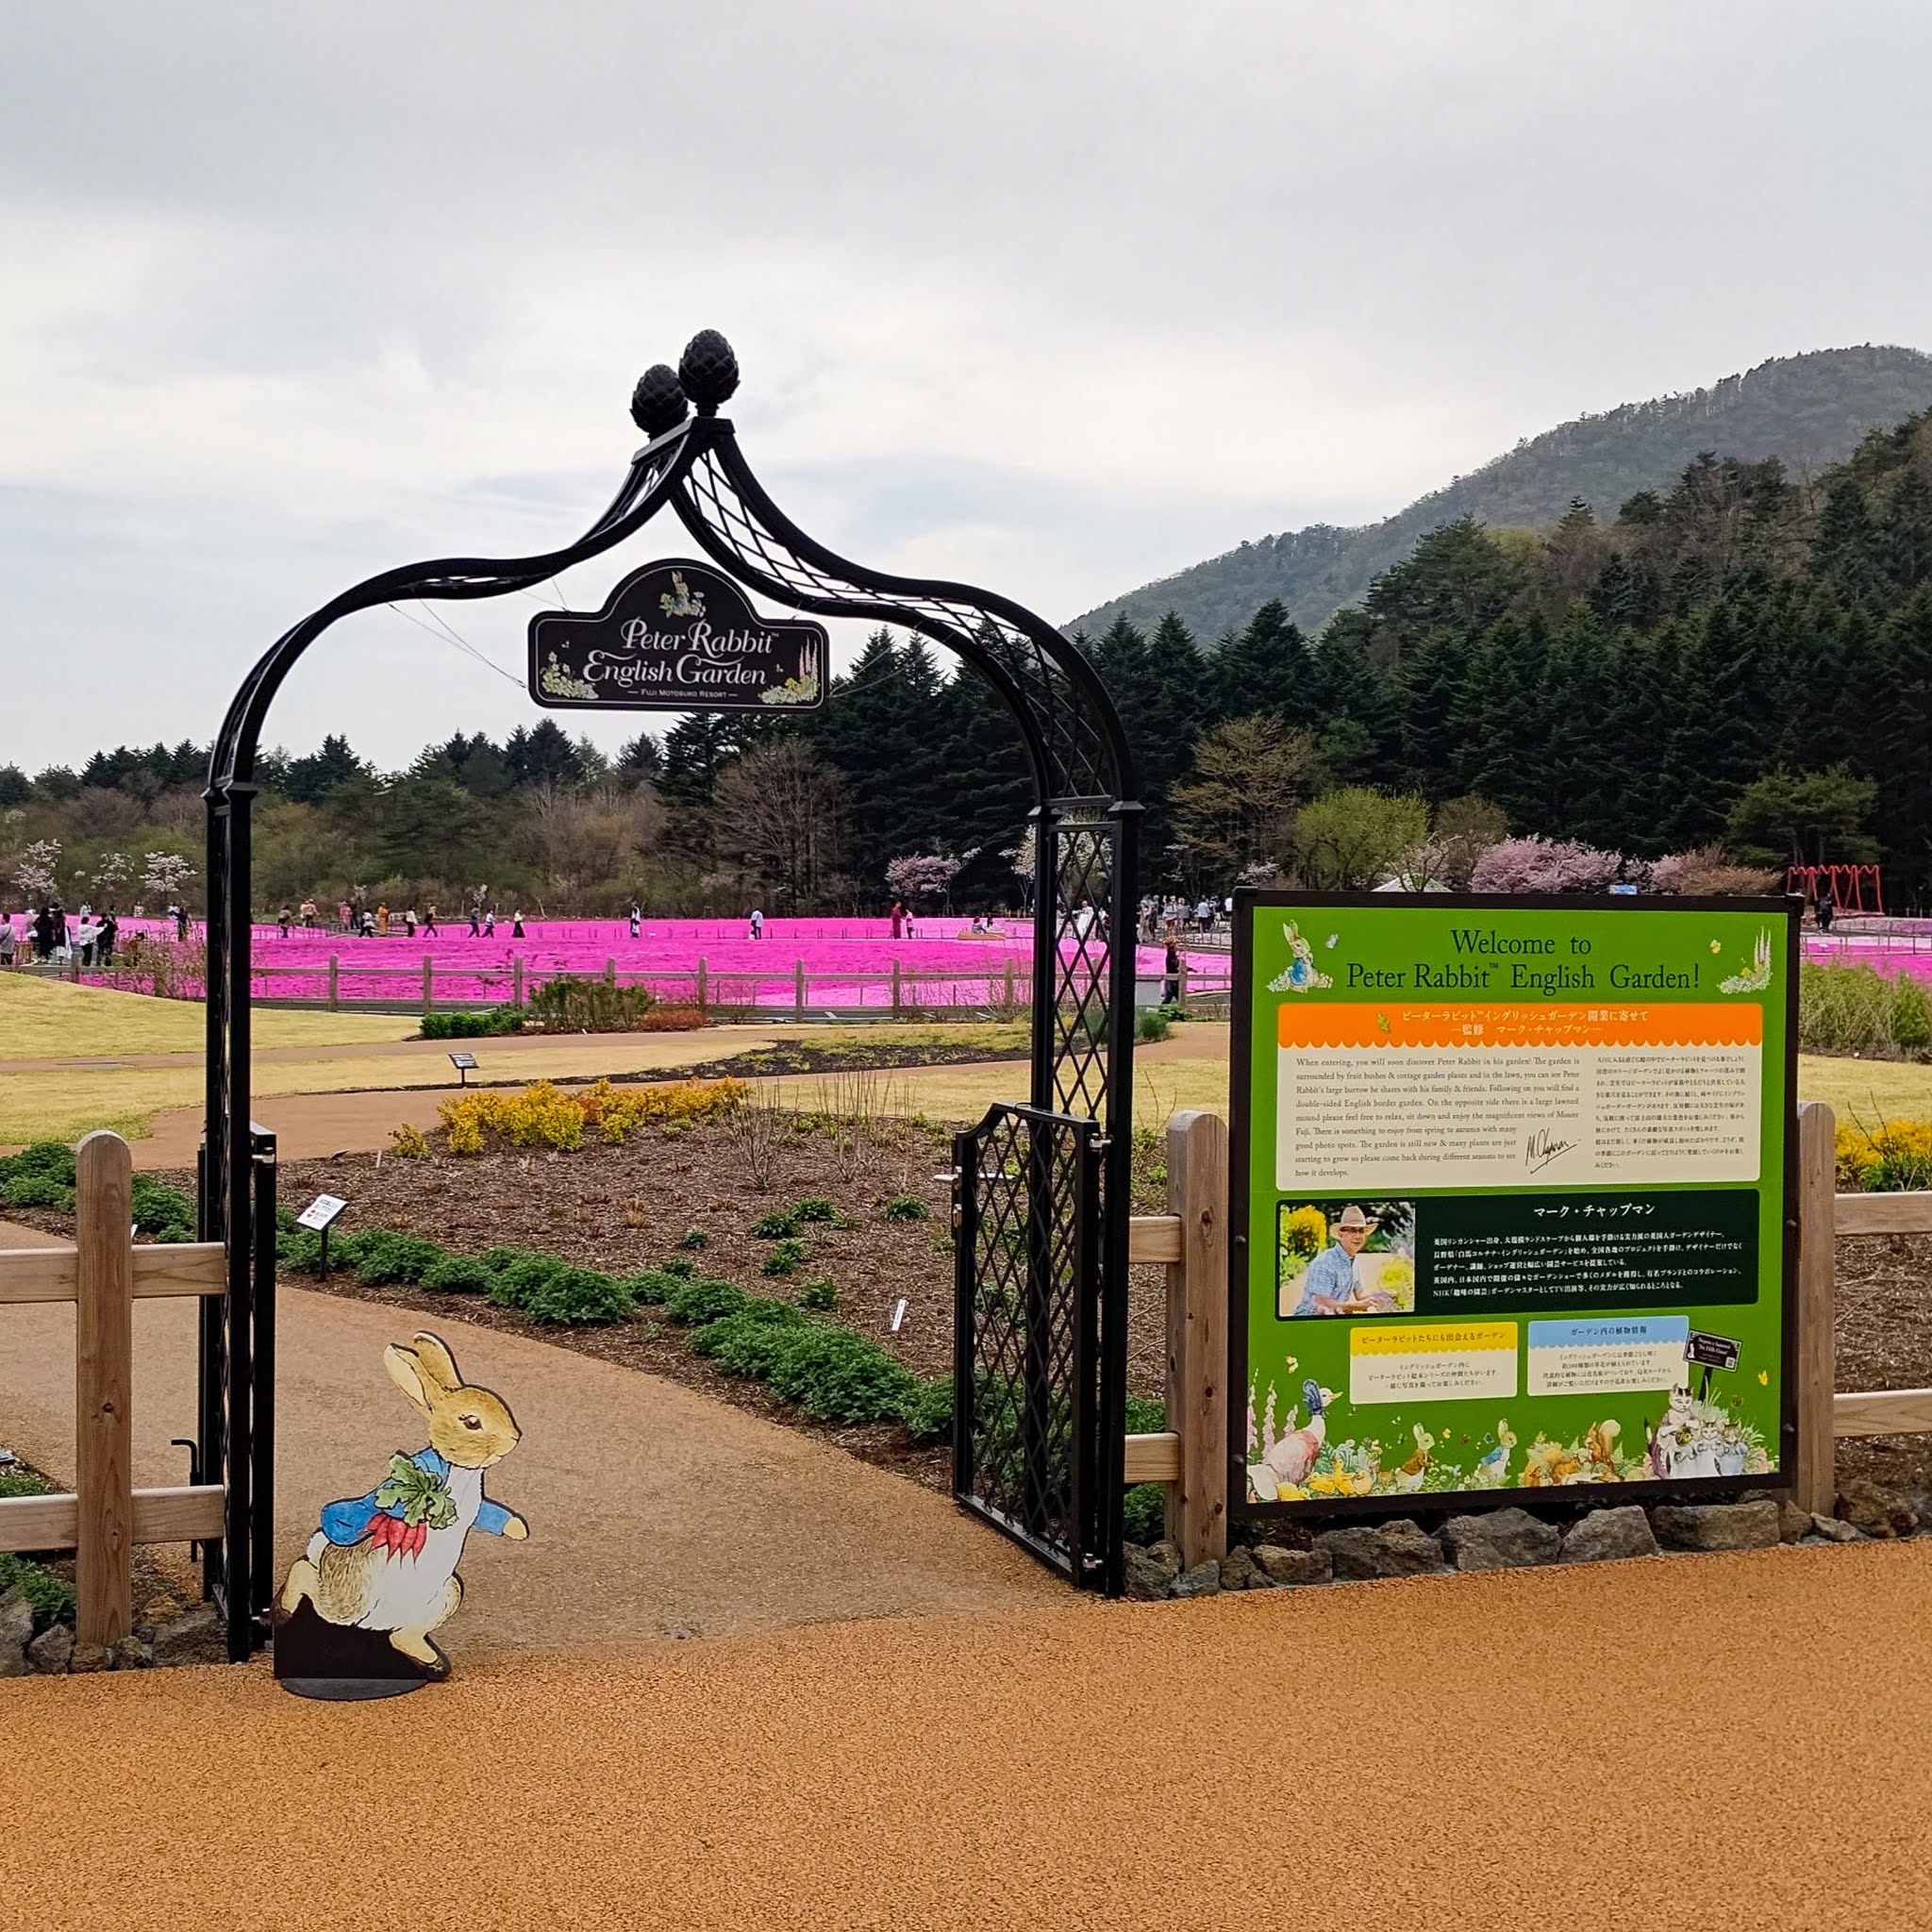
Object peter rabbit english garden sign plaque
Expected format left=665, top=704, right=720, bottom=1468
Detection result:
left=1228, top=891, right=1798, bottom=1521
left=529, top=558, right=825, bottom=712
left=274, top=1332, right=529, bottom=1699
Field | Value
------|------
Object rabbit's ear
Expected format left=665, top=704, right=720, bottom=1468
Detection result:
left=384, top=1343, right=436, bottom=1417
left=408, top=1332, right=462, bottom=1395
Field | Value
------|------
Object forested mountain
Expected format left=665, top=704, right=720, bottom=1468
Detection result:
left=1073, top=346, right=1932, bottom=642
left=8, top=396, right=1932, bottom=916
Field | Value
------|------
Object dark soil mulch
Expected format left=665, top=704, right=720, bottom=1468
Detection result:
left=25, top=1121, right=1924, bottom=1502
left=1831, top=1231, right=1932, bottom=1491
left=135, top=1115, right=1169, bottom=1495
left=308, top=1031, right=1033, bottom=1099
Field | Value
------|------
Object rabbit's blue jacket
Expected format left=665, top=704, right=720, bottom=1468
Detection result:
left=320, top=1447, right=514, bottom=1545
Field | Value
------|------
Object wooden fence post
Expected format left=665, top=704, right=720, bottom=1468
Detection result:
left=1164, top=1108, right=1228, bottom=1566
left=794, top=958, right=807, bottom=1020
left=512, top=956, right=524, bottom=1008
left=75, top=1131, right=134, bottom=1650
left=891, top=958, right=902, bottom=1015
left=422, top=955, right=434, bottom=1017
left=1003, top=957, right=1015, bottom=1011
left=326, top=955, right=339, bottom=1011
left=696, top=957, right=708, bottom=1010
left=1792, top=1101, right=1837, bottom=1517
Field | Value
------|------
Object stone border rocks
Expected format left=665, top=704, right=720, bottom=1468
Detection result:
left=1122, top=1488, right=1927, bottom=1601
left=0, top=1590, right=225, bottom=1676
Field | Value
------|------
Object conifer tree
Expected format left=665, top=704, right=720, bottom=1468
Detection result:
left=1211, top=600, right=1316, bottom=723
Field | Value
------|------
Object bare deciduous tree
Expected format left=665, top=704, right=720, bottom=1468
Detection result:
left=513, top=782, right=664, bottom=911
left=711, top=740, right=846, bottom=910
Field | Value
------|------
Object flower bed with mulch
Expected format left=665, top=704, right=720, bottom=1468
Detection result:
left=136, top=1109, right=1170, bottom=1493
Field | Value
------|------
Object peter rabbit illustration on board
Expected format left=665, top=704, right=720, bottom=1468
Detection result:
left=277, top=1332, right=528, bottom=1686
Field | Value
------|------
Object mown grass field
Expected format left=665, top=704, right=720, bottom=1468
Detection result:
left=3, top=974, right=1930, bottom=1150
left=0, top=973, right=414, bottom=1059
left=0, top=977, right=1032, bottom=1146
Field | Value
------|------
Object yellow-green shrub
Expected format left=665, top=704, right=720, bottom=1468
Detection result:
left=1837, top=1117, right=1932, bottom=1192
left=436, top=1076, right=747, bottom=1156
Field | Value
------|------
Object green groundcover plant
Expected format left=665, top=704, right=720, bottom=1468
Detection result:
left=270, top=1218, right=1147, bottom=1527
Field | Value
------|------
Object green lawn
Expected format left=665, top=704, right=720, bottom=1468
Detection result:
left=0, top=973, right=412, bottom=1060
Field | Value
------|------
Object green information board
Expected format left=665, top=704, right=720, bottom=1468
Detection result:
left=1229, top=891, right=1797, bottom=1517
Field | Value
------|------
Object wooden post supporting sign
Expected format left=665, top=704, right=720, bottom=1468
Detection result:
left=1792, top=1100, right=1837, bottom=1517
left=1164, top=1108, right=1228, bottom=1565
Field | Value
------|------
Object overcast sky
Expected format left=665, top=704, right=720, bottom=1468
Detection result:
left=3, top=1, right=1928, bottom=773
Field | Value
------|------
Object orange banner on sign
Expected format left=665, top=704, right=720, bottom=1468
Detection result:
left=1276, top=1003, right=1762, bottom=1050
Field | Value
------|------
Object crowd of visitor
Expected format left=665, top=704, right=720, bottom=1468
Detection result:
left=0, top=902, right=122, bottom=967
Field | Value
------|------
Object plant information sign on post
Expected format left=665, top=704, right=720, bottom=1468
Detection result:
left=1229, top=892, right=1798, bottom=1517
left=528, top=558, right=825, bottom=713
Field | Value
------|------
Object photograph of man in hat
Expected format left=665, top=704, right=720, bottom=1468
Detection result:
left=1292, top=1204, right=1387, bottom=1317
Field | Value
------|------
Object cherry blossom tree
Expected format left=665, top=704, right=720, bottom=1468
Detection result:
left=142, top=851, right=197, bottom=903
left=12, top=839, right=61, bottom=904
left=885, top=853, right=961, bottom=909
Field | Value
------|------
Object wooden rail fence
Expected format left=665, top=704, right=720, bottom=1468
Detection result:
left=1124, top=1098, right=1932, bottom=1565
left=6, top=1105, right=1924, bottom=1645
left=40, top=950, right=1235, bottom=1014
left=0, top=1132, right=226, bottom=1649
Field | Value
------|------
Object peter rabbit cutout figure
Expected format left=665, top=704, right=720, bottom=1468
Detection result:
left=275, top=1332, right=529, bottom=1698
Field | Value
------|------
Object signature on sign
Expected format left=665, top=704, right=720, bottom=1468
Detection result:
left=1524, top=1128, right=1578, bottom=1174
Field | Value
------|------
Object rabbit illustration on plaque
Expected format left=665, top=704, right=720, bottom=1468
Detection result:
left=276, top=1331, right=528, bottom=1690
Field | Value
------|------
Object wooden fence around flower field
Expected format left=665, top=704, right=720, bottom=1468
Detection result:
left=1122, top=1101, right=1932, bottom=1566
left=0, top=1133, right=227, bottom=1650
left=22, top=950, right=1235, bottom=1016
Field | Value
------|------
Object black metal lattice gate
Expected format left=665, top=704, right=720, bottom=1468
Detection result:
left=950, top=802, right=1133, bottom=1591
left=199, top=332, right=1137, bottom=1654
left=952, top=1103, right=1119, bottom=1585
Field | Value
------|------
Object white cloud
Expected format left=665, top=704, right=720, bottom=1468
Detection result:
left=1, top=0, right=1928, bottom=766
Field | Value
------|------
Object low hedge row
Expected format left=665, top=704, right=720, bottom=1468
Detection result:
left=275, top=1225, right=954, bottom=1438
left=0, top=1142, right=195, bottom=1241
left=419, top=1008, right=524, bottom=1041
left=0, top=1472, right=75, bottom=1626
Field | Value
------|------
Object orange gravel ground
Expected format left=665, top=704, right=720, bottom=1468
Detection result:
left=6, top=1541, right=1932, bottom=1931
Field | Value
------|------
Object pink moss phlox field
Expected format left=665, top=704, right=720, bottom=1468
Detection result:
left=77, top=916, right=1235, bottom=1007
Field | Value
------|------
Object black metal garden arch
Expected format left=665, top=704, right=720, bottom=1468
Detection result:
left=198, top=332, right=1140, bottom=1657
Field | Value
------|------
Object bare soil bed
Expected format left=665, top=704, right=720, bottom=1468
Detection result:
left=1832, top=1231, right=1932, bottom=1491
left=310, top=1029, right=1032, bottom=1100
left=139, top=1111, right=1170, bottom=1493
left=20, top=1111, right=1922, bottom=1501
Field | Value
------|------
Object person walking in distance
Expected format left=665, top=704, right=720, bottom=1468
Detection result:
left=749, top=907, right=764, bottom=941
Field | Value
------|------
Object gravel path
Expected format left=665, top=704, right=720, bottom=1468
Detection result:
left=4, top=1542, right=1929, bottom=1928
